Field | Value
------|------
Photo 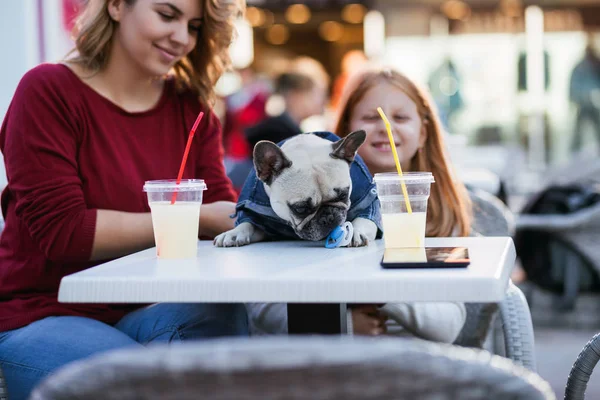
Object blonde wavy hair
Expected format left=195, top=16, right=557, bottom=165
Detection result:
left=67, top=0, right=244, bottom=106
left=334, top=67, right=472, bottom=237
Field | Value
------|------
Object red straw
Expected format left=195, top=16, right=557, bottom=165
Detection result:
left=170, top=111, right=204, bottom=204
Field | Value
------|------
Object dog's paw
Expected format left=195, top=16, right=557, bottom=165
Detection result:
left=213, top=222, right=264, bottom=247
left=350, top=230, right=370, bottom=247
left=348, top=218, right=378, bottom=247
left=214, top=230, right=251, bottom=247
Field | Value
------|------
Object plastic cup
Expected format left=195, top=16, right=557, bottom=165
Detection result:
left=373, top=172, right=435, bottom=248
left=143, top=179, right=207, bottom=259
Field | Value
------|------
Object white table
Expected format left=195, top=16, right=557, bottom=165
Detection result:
left=59, top=237, right=515, bottom=334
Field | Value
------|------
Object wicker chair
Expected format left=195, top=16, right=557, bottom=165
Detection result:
left=470, top=188, right=515, bottom=237
left=514, top=157, right=600, bottom=311
left=452, top=189, right=536, bottom=371
left=30, top=336, right=555, bottom=400
left=565, top=332, right=600, bottom=400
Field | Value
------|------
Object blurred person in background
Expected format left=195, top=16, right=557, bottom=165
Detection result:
left=245, top=71, right=327, bottom=150
left=225, top=56, right=329, bottom=191
left=288, top=56, right=331, bottom=132
left=221, top=67, right=271, bottom=192
left=289, top=55, right=331, bottom=97
left=222, top=67, right=271, bottom=161
left=0, top=0, right=248, bottom=398
left=570, top=32, right=600, bottom=153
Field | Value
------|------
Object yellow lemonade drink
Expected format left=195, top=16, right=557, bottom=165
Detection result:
left=143, top=179, right=207, bottom=260
left=150, top=202, right=201, bottom=259
left=381, top=212, right=427, bottom=248
left=374, top=172, right=434, bottom=249
left=384, top=247, right=427, bottom=263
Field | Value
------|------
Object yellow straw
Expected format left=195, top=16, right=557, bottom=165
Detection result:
left=377, top=107, right=413, bottom=214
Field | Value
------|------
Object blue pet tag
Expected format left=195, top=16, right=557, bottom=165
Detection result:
left=325, top=222, right=353, bottom=249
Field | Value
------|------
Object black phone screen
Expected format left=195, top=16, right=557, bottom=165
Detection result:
left=381, top=247, right=470, bottom=269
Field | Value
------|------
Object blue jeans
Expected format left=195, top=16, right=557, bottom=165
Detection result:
left=0, top=303, right=248, bottom=400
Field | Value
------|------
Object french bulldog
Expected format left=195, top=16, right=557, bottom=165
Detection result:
left=214, top=130, right=379, bottom=247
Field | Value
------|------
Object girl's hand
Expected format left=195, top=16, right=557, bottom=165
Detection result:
left=351, top=304, right=388, bottom=336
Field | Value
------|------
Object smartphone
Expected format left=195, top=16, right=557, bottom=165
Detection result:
left=380, top=247, right=470, bottom=269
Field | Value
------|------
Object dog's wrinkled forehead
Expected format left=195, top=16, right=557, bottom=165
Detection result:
left=274, top=135, right=351, bottom=198
left=253, top=131, right=366, bottom=204
left=281, top=135, right=350, bottom=190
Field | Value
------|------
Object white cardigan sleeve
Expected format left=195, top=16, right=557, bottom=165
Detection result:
left=380, top=302, right=467, bottom=343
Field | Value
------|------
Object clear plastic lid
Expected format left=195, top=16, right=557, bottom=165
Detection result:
left=143, top=179, right=207, bottom=192
left=373, top=172, right=435, bottom=184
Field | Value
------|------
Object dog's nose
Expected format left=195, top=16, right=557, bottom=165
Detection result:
left=319, top=213, right=336, bottom=227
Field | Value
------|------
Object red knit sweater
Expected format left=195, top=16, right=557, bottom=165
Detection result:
left=0, top=64, right=236, bottom=331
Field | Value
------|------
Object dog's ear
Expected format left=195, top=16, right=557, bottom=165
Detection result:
left=330, top=130, right=366, bottom=163
left=253, top=141, right=293, bottom=185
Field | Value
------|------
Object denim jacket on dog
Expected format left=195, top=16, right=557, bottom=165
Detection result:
left=234, top=131, right=383, bottom=240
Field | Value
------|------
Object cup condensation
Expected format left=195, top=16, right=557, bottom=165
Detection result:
left=143, top=179, right=207, bottom=259
left=373, top=172, right=435, bottom=249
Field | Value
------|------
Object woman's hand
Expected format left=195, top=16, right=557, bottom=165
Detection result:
left=90, top=201, right=236, bottom=261
left=198, top=201, right=236, bottom=238
left=351, top=304, right=388, bottom=336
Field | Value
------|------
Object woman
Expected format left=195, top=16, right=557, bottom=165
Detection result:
left=0, top=0, right=247, bottom=398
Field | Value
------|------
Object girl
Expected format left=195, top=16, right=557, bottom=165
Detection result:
left=334, top=66, right=471, bottom=339
left=247, top=67, right=470, bottom=342
left=0, top=1, right=247, bottom=398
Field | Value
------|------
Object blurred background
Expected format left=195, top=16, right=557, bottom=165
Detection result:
left=2, top=0, right=600, bottom=396
left=3, top=1, right=600, bottom=193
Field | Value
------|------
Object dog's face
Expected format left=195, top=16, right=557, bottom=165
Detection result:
left=253, top=131, right=366, bottom=241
